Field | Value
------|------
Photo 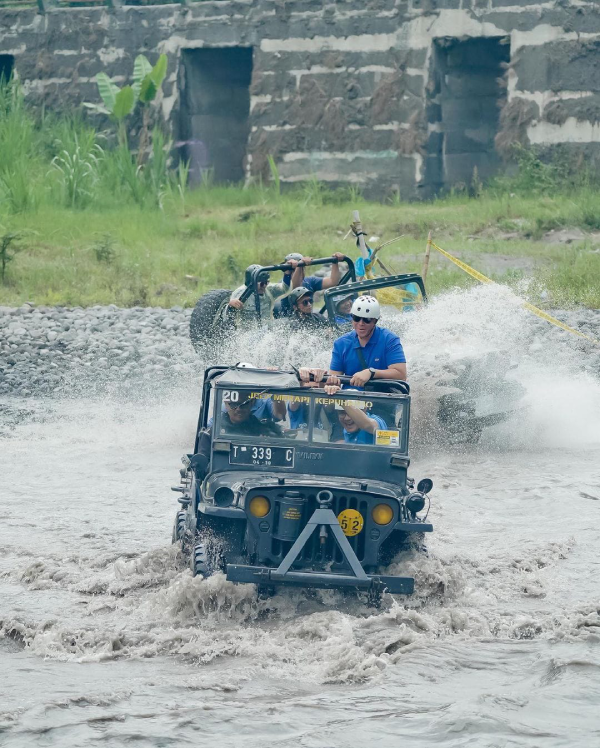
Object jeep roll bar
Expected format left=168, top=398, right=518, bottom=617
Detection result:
left=305, top=371, right=410, bottom=395
left=237, top=255, right=356, bottom=305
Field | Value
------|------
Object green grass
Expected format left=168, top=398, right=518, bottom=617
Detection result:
left=1, top=79, right=600, bottom=309
left=2, top=185, right=600, bottom=308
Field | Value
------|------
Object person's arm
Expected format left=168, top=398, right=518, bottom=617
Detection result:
left=349, top=334, right=407, bottom=386
left=373, top=335, right=407, bottom=380
left=321, top=252, right=345, bottom=289
left=271, top=399, right=287, bottom=420
left=350, top=362, right=407, bottom=387
left=228, top=286, right=245, bottom=309
left=342, top=405, right=379, bottom=434
left=376, top=362, right=407, bottom=380
left=290, top=258, right=306, bottom=289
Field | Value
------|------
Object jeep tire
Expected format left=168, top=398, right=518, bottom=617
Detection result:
left=189, top=288, right=233, bottom=355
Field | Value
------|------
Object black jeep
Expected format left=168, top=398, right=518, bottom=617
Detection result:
left=172, top=366, right=433, bottom=603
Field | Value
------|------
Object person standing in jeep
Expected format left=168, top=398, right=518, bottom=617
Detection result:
left=299, top=294, right=407, bottom=387
left=228, top=262, right=304, bottom=323
left=273, top=251, right=347, bottom=318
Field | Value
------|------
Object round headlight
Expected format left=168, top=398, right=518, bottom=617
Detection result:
left=372, top=503, right=394, bottom=526
left=214, top=487, right=235, bottom=507
left=249, top=496, right=271, bottom=518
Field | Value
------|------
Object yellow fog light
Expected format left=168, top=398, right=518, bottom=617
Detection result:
left=249, top=496, right=271, bottom=518
left=372, top=503, right=394, bottom=526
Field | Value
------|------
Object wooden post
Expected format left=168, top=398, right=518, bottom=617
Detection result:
left=422, top=231, right=432, bottom=282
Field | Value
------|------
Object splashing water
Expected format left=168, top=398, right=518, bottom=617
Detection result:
left=2, top=286, right=600, bottom=746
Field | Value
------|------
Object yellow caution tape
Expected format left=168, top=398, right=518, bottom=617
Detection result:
left=520, top=302, right=600, bottom=344
left=430, top=241, right=600, bottom=346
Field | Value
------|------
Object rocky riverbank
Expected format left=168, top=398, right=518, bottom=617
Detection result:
left=1, top=302, right=600, bottom=399
left=0, top=303, right=196, bottom=398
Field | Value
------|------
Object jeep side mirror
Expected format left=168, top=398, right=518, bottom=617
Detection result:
left=417, top=478, right=433, bottom=494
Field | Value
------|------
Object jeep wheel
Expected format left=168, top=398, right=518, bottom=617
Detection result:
left=189, top=289, right=233, bottom=355
left=172, top=510, right=186, bottom=544
left=190, top=539, right=224, bottom=578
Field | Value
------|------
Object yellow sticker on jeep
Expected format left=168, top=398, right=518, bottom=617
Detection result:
left=337, top=509, right=364, bottom=537
left=375, top=429, right=400, bottom=447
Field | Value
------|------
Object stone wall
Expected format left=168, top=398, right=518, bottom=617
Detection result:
left=1, top=0, right=599, bottom=198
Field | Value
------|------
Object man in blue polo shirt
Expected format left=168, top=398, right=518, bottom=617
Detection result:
left=300, top=294, right=407, bottom=387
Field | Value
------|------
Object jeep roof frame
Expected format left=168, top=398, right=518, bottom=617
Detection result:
left=321, top=273, right=427, bottom=325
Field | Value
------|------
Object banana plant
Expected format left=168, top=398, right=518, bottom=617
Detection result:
left=83, top=54, right=170, bottom=204
left=84, top=53, right=168, bottom=155
left=132, top=54, right=168, bottom=165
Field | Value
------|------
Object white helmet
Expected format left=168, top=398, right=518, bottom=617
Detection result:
left=236, top=362, right=256, bottom=368
left=285, top=252, right=303, bottom=262
left=351, top=295, right=380, bottom=320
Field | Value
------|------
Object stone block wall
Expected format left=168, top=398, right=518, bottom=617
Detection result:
left=0, top=0, right=599, bottom=198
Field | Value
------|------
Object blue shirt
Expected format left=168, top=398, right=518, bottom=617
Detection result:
left=282, top=274, right=324, bottom=293
left=288, top=402, right=325, bottom=430
left=343, top=413, right=387, bottom=444
left=330, top=326, right=406, bottom=377
left=252, top=398, right=278, bottom=419
left=288, top=402, right=309, bottom=429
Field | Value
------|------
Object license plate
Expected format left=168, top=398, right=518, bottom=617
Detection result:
left=229, top=444, right=295, bottom=467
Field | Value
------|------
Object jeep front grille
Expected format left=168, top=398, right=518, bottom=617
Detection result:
left=268, top=491, right=370, bottom=566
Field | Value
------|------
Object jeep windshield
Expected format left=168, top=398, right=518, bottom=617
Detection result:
left=326, top=276, right=425, bottom=329
left=214, top=385, right=408, bottom=452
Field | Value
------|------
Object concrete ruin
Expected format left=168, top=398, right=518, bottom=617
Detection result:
left=0, top=0, right=599, bottom=198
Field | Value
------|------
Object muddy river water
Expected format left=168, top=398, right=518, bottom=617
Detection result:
left=1, top=286, right=600, bottom=747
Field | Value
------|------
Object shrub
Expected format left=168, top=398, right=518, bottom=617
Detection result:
left=52, top=133, right=104, bottom=209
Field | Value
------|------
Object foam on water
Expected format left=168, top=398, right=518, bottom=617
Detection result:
left=2, top=286, right=600, bottom=745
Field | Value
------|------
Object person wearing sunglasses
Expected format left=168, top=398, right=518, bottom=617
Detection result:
left=288, top=287, right=329, bottom=331
left=196, top=388, right=283, bottom=471
left=299, top=294, right=406, bottom=389
left=333, top=294, right=356, bottom=325
left=219, top=392, right=283, bottom=437
left=228, top=262, right=304, bottom=323
left=273, top=251, right=347, bottom=318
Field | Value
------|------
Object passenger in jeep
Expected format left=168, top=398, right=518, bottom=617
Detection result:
left=288, top=287, right=329, bottom=331
left=327, top=393, right=387, bottom=444
left=299, top=294, right=407, bottom=389
left=219, top=396, right=282, bottom=438
left=196, top=392, right=281, bottom=474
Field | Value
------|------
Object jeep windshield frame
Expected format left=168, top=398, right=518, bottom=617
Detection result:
left=206, top=381, right=410, bottom=487
left=322, top=273, right=427, bottom=329
left=214, top=383, right=408, bottom=451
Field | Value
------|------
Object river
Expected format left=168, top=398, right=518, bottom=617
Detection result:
left=1, top=285, right=599, bottom=747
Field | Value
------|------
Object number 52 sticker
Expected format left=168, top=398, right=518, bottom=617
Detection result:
left=337, top=509, right=364, bottom=537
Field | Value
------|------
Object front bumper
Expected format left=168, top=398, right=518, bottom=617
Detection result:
left=227, top=564, right=414, bottom=594
left=227, top=498, right=418, bottom=595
